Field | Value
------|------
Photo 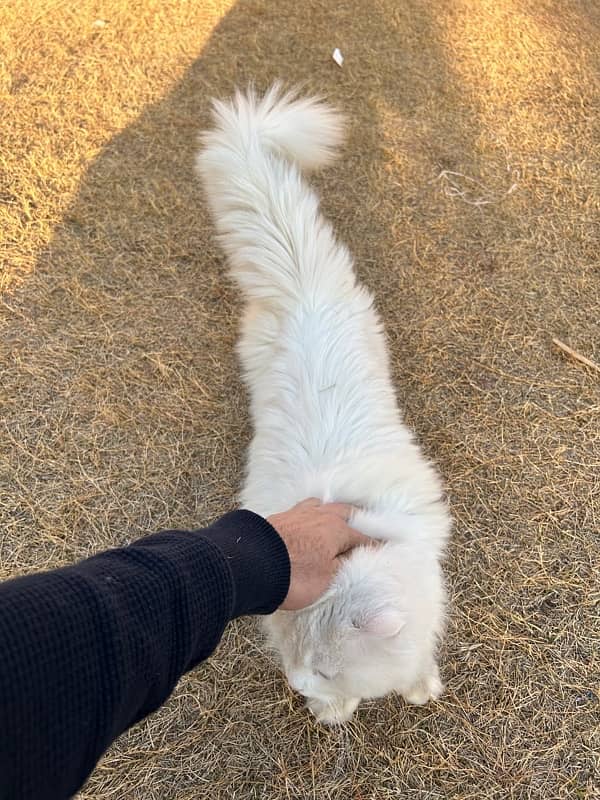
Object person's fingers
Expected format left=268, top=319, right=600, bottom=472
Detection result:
left=295, top=497, right=322, bottom=509
left=318, top=502, right=355, bottom=521
left=333, top=534, right=377, bottom=565
left=331, top=522, right=375, bottom=556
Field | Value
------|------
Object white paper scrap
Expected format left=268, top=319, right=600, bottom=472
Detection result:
left=332, top=48, right=344, bottom=67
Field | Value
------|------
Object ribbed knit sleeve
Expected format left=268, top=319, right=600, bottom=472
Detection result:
left=0, top=510, right=290, bottom=800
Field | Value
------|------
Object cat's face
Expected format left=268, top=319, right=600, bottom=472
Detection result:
left=277, top=597, right=407, bottom=704
left=264, top=544, right=443, bottom=713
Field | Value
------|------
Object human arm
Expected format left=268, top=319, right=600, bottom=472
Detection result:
left=0, top=501, right=367, bottom=800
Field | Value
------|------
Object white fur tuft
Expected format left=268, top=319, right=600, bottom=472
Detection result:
left=202, top=82, right=345, bottom=171
left=197, top=84, right=350, bottom=308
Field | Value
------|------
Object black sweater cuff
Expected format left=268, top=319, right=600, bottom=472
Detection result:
left=199, top=510, right=291, bottom=618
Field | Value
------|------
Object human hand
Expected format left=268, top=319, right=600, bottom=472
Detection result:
left=267, top=498, right=372, bottom=611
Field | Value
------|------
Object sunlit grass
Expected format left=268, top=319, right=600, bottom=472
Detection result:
left=0, top=0, right=235, bottom=293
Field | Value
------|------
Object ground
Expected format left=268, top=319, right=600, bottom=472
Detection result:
left=1, top=1, right=599, bottom=798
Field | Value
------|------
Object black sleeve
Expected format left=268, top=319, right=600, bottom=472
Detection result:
left=0, top=510, right=290, bottom=800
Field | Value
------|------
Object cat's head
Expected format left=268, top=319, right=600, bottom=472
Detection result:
left=264, top=542, right=445, bottom=719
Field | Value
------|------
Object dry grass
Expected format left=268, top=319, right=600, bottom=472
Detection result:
left=1, top=0, right=599, bottom=798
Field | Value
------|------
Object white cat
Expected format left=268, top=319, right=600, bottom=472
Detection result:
left=197, top=85, right=452, bottom=724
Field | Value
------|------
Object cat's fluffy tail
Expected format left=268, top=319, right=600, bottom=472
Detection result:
left=197, top=83, right=355, bottom=308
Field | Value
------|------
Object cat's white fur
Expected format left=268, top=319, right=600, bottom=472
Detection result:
left=197, top=85, right=452, bottom=724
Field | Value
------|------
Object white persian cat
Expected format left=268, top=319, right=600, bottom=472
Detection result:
left=197, top=85, right=452, bottom=724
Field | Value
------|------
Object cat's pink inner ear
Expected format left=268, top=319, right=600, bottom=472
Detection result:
left=361, top=608, right=406, bottom=638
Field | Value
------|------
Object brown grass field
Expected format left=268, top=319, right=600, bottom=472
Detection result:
left=1, top=1, right=599, bottom=797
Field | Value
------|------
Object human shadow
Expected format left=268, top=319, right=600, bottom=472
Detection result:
left=23, top=0, right=486, bottom=543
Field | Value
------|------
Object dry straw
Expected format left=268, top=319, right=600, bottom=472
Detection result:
left=1, top=1, right=598, bottom=798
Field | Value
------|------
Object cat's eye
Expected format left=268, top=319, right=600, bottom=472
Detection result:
left=316, top=669, right=332, bottom=680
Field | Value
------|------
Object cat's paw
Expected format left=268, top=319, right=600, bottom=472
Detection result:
left=306, top=696, right=360, bottom=725
left=404, top=669, right=443, bottom=706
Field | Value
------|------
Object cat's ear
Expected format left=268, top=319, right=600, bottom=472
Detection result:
left=352, top=608, right=406, bottom=638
